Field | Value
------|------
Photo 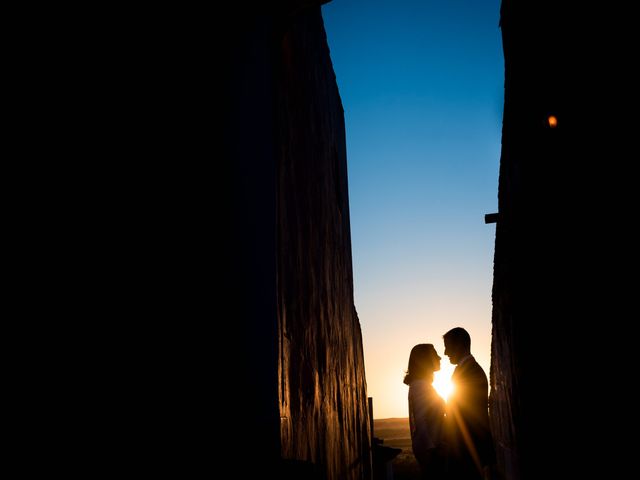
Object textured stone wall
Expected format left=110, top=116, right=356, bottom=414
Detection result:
left=490, top=2, right=628, bottom=479
left=276, top=6, right=371, bottom=480
left=229, top=3, right=371, bottom=479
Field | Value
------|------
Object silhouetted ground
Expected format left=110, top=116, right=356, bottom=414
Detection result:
left=374, top=418, right=421, bottom=480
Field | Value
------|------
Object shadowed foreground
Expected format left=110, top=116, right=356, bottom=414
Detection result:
left=374, top=418, right=421, bottom=480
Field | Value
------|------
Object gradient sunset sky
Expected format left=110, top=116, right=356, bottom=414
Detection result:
left=321, top=0, right=504, bottom=419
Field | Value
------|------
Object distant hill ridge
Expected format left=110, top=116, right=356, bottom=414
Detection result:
left=373, top=418, right=410, bottom=444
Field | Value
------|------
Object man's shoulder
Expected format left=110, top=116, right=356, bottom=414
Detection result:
left=458, top=359, right=488, bottom=381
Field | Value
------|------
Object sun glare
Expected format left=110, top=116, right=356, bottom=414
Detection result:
left=433, top=361, right=456, bottom=401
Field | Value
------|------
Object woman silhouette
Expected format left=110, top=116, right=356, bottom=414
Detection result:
left=404, top=344, right=446, bottom=480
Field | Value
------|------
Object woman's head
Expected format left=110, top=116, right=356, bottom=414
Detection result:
left=403, top=343, right=441, bottom=385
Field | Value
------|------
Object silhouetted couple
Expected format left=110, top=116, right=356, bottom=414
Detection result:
left=404, top=327, right=495, bottom=480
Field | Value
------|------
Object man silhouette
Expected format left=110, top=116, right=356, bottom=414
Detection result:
left=443, top=327, right=495, bottom=480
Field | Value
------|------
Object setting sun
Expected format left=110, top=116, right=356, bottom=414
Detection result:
left=433, top=361, right=456, bottom=401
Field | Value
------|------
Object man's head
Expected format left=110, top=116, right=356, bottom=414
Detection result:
left=443, top=327, right=471, bottom=365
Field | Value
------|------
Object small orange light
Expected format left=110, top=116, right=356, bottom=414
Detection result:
left=548, top=115, right=558, bottom=128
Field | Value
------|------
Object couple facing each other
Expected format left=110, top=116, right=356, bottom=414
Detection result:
left=404, top=327, right=495, bottom=480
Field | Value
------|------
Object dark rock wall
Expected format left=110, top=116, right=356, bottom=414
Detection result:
left=230, top=3, right=371, bottom=479
left=276, top=7, right=371, bottom=480
left=490, top=2, right=629, bottom=479
left=228, top=8, right=281, bottom=477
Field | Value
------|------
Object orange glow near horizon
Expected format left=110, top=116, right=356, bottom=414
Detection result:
left=548, top=115, right=558, bottom=128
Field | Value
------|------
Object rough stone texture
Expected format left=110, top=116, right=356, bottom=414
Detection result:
left=276, top=7, right=371, bottom=480
left=229, top=3, right=371, bottom=479
left=490, top=2, right=630, bottom=479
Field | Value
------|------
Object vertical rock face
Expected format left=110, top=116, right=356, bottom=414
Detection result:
left=491, top=2, right=628, bottom=479
left=276, top=7, right=371, bottom=480
left=230, top=3, right=371, bottom=480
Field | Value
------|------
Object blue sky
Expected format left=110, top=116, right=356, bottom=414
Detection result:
left=321, top=0, right=504, bottom=418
